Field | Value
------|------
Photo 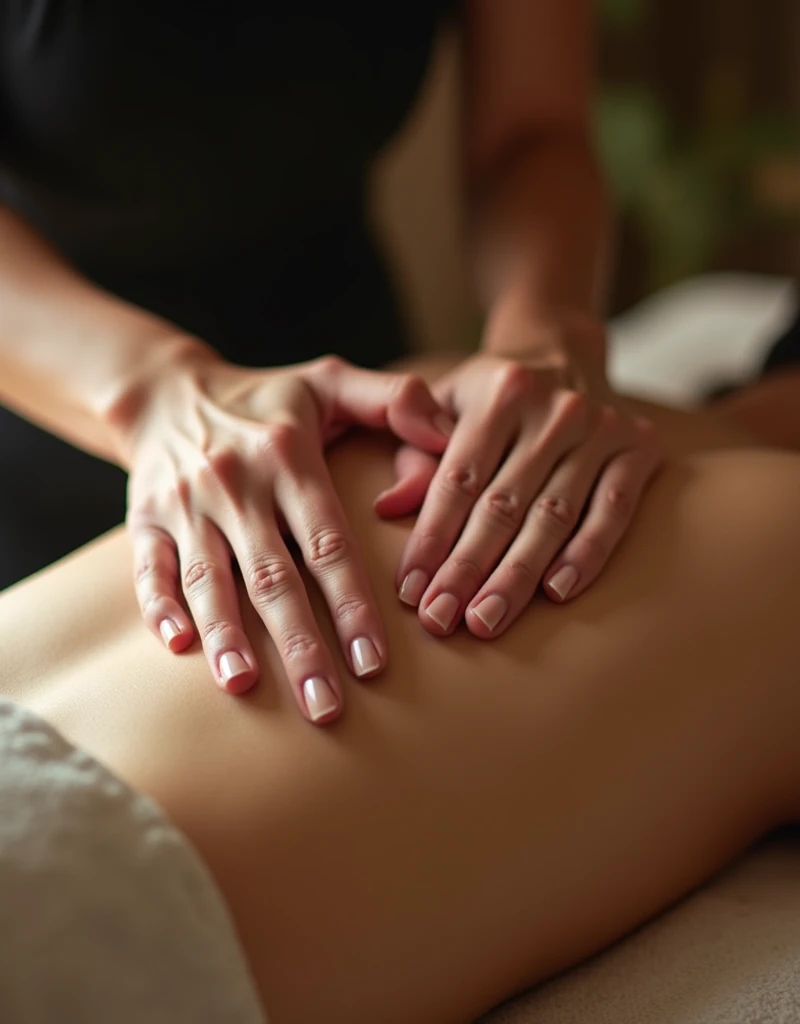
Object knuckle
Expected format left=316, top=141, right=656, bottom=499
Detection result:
left=554, top=390, right=589, bottom=434
left=126, top=501, right=157, bottom=530
left=315, top=354, right=345, bottom=377
left=134, top=558, right=161, bottom=587
left=393, top=371, right=426, bottom=405
left=439, top=462, right=481, bottom=501
left=170, top=476, right=193, bottom=514
left=504, top=559, right=539, bottom=591
left=199, top=618, right=233, bottom=646
left=575, top=532, right=608, bottom=567
left=281, top=631, right=323, bottom=663
left=259, top=421, right=302, bottom=462
left=202, top=446, right=240, bottom=485
left=596, top=403, right=623, bottom=439
left=140, top=591, right=168, bottom=620
left=332, top=594, right=370, bottom=624
left=603, top=483, right=635, bottom=522
left=408, top=528, right=449, bottom=566
left=448, top=554, right=484, bottom=583
left=306, top=527, right=349, bottom=569
left=182, top=557, right=218, bottom=593
left=175, top=477, right=191, bottom=512
left=482, top=488, right=524, bottom=529
left=496, top=361, right=535, bottom=400
left=534, top=494, right=579, bottom=538
left=246, top=555, right=294, bottom=603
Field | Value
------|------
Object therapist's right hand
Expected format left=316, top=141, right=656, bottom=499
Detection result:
left=117, top=350, right=453, bottom=724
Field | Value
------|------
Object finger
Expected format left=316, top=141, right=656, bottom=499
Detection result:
left=130, top=523, right=194, bottom=652
left=177, top=517, right=259, bottom=695
left=302, top=357, right=454, bottom=453
left=373, top=446, right=439, bottom=519
left=463, top=426, right=619, bottom=639
left=228, top=519, right=344, bottom=725
left=395, top=408, right=518, bottom=610
left=273, top=430, right=387, bottom=684
left=413, top=427, right=574, bottom=635
left=401, top=388, right=589, bottom=618
left=543, top=429, right=661, bottom=604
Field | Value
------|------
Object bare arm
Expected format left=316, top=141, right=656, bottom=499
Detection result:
left=0, top=204, right=452, bottom=711
left=378, top=4, right=659, bottom=642
left=0, top=205, right=206, bottom=462
left=464, top=0, right=610, bottom=358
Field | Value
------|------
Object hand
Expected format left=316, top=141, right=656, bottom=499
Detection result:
left=375, top=316, right=662, bottom=638
left=119, top=351, right=452, bottom=723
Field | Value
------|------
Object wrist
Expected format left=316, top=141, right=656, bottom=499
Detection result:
left=101, top=331, right=219, bottom=468
left=483, top=288, right=607, bottom=368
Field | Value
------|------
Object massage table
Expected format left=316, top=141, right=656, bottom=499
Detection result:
left=481, top=273, right=800, bottom=1023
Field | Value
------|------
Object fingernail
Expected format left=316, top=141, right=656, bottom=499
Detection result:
left=471, top=594, right=508, bottom=633
left=549, top=565, right=578, bottom=601
left=425, top=592, right=459, bottom=631
left=351, top=636, right=381, bottom=678
left=303, top=676, right=339, bottom=723
left=219, top=651, right=249, bottom=685
left=434, top=412, right=456, bottom=437
left=399, top=568, right=429, bottom=607
left=159, top=618, right=182, bottom=649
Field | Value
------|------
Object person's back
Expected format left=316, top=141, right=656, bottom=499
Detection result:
left=2, top=390, right=800, bottom=1022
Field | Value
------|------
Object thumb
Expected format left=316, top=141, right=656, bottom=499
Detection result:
left=373, top=445, right=439, bottom=519
left=301, top=357, right=454, bottom=453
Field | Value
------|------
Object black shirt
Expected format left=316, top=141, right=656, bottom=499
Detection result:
left=0, top=2, right=452, bottom=366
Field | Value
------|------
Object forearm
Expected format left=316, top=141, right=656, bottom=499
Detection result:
left=0, top=205, right=212, bottom=464
left=470, top=131, right=611, bottom=362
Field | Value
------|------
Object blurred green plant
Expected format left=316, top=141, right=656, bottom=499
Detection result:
left=597, top=0, right=800, bottom=287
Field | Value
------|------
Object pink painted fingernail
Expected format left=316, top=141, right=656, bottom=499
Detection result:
left=471, top=594, right=508, bottom=633
left=351, top=636, right=381, bottom=678
left=549, top=565, right=578, bottom=601
left=399, top=568, right=429, bottom=607
left=303, top=676, right=339, bottom=723
left=219, top=651, right=249, bottom=685
left=159, top=618, right=182, bottom=650
left=425, top=592, right=459, bottom=631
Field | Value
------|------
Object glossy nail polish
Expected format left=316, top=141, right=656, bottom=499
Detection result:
left=471, top=594, right=508, bottom=633
left=399, top=569, right=429, bottom=607
left=351, top=637, right=381, bottom=677
left=303, top=676, right=339, bottom=722
left=159, top=619, right=182, bottom=649
left=425, top=592, right=459, bottom=631
left=219, top=651, right=249, bottom=685
left=549, top=565, right=578, bottom=601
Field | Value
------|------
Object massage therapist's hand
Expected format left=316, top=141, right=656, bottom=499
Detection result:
left=117, top=350, right=452, bottom=721
left=375, top=313, right=662, bottom=639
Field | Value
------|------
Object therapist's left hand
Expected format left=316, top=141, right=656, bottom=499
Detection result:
left=374, top=313, right=662, bottom=638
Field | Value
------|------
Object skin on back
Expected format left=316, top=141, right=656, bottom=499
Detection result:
left=1, top=392, right=799, bottom=1023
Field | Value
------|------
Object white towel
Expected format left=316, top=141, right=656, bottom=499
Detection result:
left=0, top=699, right=266, bottom=1024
